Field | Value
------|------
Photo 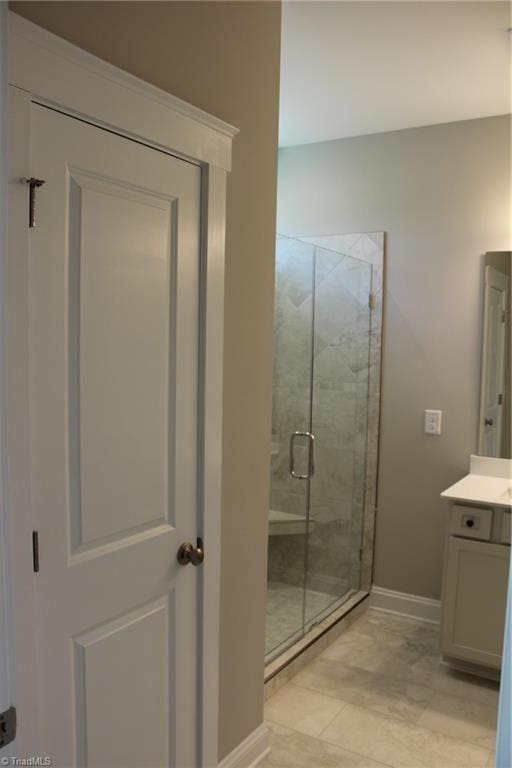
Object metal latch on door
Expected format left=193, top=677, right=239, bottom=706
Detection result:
left=24, top=177, right=45, bottom=228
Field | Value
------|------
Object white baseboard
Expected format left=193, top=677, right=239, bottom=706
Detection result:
left=218, top=725, right=270, bottom=768
left=370, top=586, right=441, bottom=625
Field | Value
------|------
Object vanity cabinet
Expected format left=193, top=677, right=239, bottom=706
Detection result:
left=441, top=503, right=511, bottom=671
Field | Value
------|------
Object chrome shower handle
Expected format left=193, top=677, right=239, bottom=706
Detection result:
left=289, top=431, right=315, bottom=480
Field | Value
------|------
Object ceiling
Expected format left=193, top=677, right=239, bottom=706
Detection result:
left=279, top=1, right=512, bottom=147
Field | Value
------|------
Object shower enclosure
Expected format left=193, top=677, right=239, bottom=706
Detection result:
left=266, top=232, right=384, bottom=663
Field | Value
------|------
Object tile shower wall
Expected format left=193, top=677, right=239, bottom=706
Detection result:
left=268, top=233, right=384, bottom=655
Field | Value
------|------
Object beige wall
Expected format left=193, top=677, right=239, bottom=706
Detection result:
left=10, top=1, right=281, bottom=759
left=278, top=116, right=511, bottom=600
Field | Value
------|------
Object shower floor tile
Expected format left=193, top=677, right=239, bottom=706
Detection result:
left=265, top=581, right=344, bottom=658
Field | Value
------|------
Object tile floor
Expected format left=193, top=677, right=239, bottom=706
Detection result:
left=262, top=609, right=499, bottom=767
left=266, top=581, right=342, bottom=657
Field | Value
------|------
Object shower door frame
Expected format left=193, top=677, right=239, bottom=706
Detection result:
left=266, top=232, right=385, bottom=668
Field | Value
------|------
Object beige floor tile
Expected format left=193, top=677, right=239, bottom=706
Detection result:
left=263, top=612, right=497, bottom=768
left=382, top=652, right=500, bottom=706
left=320, top=702, right=491, bottom=768
left=355, top=611, right=439, bottom=647
left=292, top=656, right=435, bottom=723
left=320, top=632, right=410, bottom=672
left=416, top=692, right=498, bottom=750
left=321, top=629, right=431, bottom=673
left=264, top=683, right=345, bottom=737
left=259, top=721, right=391, bottom=768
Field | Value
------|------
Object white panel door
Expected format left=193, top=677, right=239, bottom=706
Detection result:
left=28, top=103, right=201, bottom=767
left=479, top=266, right=509, bottom=457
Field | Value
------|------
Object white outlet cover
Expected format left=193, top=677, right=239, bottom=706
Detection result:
left=425, top=409, right=442, bottom=435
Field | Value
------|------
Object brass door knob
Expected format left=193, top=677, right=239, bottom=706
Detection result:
left=177, top=538, right=204, bottom=566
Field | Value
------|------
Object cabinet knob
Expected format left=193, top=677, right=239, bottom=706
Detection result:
left=465, top=518, right=474, bottom=528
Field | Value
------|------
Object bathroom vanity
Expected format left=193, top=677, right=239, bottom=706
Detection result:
left=441, top=455, right=511, bottom=672
left=439, top=250, right=512, bottom=675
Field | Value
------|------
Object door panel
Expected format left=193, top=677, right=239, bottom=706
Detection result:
left=74, top=597, right=171, bottom=768
left=72, top=171, right=174, bottom=549
left=29, top=104, right=201, bottom=767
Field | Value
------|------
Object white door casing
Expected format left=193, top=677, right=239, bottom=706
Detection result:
left=6, top=12, right=236, bottom=766
left=0, top=6, right=14, bottom=752
left=479, top=265, right=509, bottom=457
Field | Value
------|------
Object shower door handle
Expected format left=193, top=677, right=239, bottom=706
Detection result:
left=289, top=431, right=315, bottom=480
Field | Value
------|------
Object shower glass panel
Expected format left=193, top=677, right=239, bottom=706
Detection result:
left=267, top=236, right=315, bottom=657
left=305, top=247, right=372, bottom=627
left=266, top=233, right=382, bottom=664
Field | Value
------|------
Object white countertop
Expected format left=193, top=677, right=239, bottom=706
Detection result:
left=441, top=455, right=512, bottom=509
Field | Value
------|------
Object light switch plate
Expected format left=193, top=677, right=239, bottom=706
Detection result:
left=425, top=409, right=442, bottom=435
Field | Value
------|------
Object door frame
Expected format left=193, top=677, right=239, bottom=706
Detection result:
left=5, top=12, right=237, bottom=765
left=0, top=6, right=15, bottom=758
left=478, top=263, right=509, bottom=457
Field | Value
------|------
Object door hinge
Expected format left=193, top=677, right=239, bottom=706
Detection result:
left=24, top=177, right=45, bottom=229
left=32, top=530, right=39, bottom=573
left=359, top=547, right=363, bottom=562
left=499, top=393, right=503, bottom=405
left=0, top=706, right=17, bottom=749
left=369, top=293, right=376, bottom=311
left=502, top=309, right=507, bottom=323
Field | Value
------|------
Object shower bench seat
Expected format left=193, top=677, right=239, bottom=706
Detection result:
left=268, top=509, right=315, bottom=536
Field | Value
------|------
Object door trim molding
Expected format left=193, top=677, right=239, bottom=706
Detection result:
left=218, top=725, right=270, bottom=768
left=0, top=7, right=15, bottom=755
left=370, top=586, right=441, bottom=625
left=8, top=12, right=238, bottom=172
left=6, top=12, right=234, bottom=766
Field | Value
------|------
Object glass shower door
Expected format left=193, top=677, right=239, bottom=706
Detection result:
left=266, top=232, right=382, bottom=665
left=266, top=236, right=314, bottom=660
left=305, top=246, right=373, bottom=626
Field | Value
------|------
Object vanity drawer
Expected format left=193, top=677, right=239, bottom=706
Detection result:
left=450, top=504, right=493, bottom=541
left=501, top=512, right=511, bottom=545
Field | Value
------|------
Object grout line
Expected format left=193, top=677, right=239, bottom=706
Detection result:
left=317, top=704, right=493, bottom=768
left=264, top=718, right=398, bottom=768
left=285, top=678, right=429, bottom=728
left=315, top=700, right=495, bottom=762
left=266, top=689, right=347, bottom=740
left=315, top=700, right=349, bottom=739
left=266, top=613, right=498, bottom=765
left=282, top=662, right=498, bottom=739
left=264, top=711, right=399, bottom=768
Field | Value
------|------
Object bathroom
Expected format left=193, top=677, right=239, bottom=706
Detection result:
left=0, top=2, right=510, bottom=767
left=262, top=2, right=511, bottom=766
